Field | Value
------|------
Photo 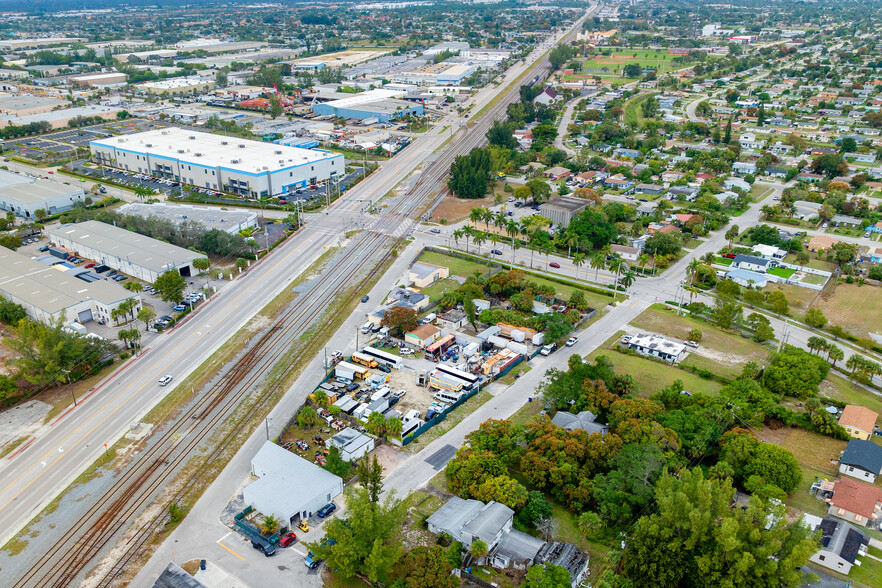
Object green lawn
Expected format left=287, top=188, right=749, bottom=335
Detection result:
left=716, top=257, right=733, bottom=266
left=801, top=273, right=828, bottom=285
left=820, top=373, right=882, bottom=423
left=419, top=250, right=490, bottom=279
left=623, top=92, right=658, bottom=126
left=768, top=267, right=796, bottom=279
left=587, top=332, right=725, bottom=397
left=419, top=277, right=460, bottom=302
left=783, top=253, right=838, bottom=272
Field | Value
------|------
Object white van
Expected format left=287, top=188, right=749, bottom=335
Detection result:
left=360, top=322, right=372, bottom=334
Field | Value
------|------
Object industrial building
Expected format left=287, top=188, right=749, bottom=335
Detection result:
left=90, top=127, right=344, bottom=197
left=0, top=169, right=86, bottom=219
left=117, top=202, right=258, bottom=235
left=69, top=72, right=128, bottom=87
left=1, top=104, right=121, bottom=129
left=0, top=246, right=141, bottom=325
left=312, top=89, right=423, bottom=122
left=48, top=220, right=206, bottom=283
left=243, top=441, right=342, bottom=527
left=137, top=78, right=216, bottom=95
left=539, top=196, right=589, bottom=228
left=0, top=94, right=69, bottom=116
left=0, top=37, right=87, bottom=50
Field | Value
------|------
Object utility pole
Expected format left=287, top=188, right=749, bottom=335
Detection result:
left=265, top=417, right=271, bottom=440
left=63, top=369, right=76, bottom=406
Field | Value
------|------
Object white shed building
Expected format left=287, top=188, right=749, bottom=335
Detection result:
left=243, top=441, right=342, bottom=527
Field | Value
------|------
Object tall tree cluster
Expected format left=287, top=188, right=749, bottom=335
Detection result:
left=448, top=147, right=492, bottom=199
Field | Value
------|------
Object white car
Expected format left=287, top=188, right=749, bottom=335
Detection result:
left=685, top=340, right=699, bottom=348
left=565, top=337, right=578, bottom=347
left=158, top=375, right=173, bottom=386
left=400, top=348, right=415, bottom=356
left=393, top=389, right=406, bottom=398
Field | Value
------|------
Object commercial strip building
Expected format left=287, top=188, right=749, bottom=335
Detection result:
left=1, top=104, right=121, bottom=129
left=69, top=72, right=128, bottom=87
left=89, top=127, right=344, bottom=197
left=117, top=202, right=258, bottom=235
left=0, top=169, right=86, bottom=219
left=312, top=89, right=423, bottom=122
left=48, top=220, right=206, bottom=283
left=0, top=246, right=141, bottom=325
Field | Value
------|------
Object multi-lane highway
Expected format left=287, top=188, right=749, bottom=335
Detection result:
left=2, top=9, right=594, bottom=587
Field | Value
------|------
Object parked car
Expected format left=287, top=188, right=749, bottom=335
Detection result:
left=376, top=364, right=391, bottom=373
left=280, top=532, right=297, bottom=547
left=158, top=375, right=173, bottom=386
left=345, top=383, right=360, bottom=392
left=565, top=337, right=578, bottom=347
left=549, top=261, right=561, bottom=268
left=400, top=348, right=415, bottom=356
left=491, top=249, right=503, bottom=255
left=173, top=304, right=187, bottom=312
left=621, top=336, right=631, bottom=344
left=317, top=503, right=337, bottom=518
left=540, top=343, right=557, bottom=356
left=685, top=340, right=699, bottom=348
left=430, top=228, right=441, bottom=234
left=393, top=389, right=406, bottom=398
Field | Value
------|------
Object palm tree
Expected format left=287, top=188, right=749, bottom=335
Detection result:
left=637, top=253, right=649, bottom=274
left=473, top=231, right=486, bottom=255
left=701, top=251, right=715, bottom=265
left=470, top=538, right=489, bottom=561
left=607, top=256, right=625, bottom=298
left=260, top=515, right=281, bottom=536
left=468, top=207, right=484, bottom=229
left=565, top=233, right=578, bottom=257
left=795, top=250, right=810, bottom=271
left=511, top=240, right=520, bottom=265
left=725, top=225, right=739, bottom=248
left=590, top=252, right=606, bottom=283
left=828, top=344, right=844, bottom=368
left=452, top=228, right=463, bottom=251
left=686, top=258, right=702, bottom=286
left=573, top=252, right=585, bottom=279
left=494, top=211, right=507, bottom=231
left=620, top=269, right=636, bottom=291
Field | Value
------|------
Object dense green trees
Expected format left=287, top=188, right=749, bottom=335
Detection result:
left=391, top=546, right=458, bottom=588
left=622, top=470, right=816, bottom=588
left=449, top=148, right=492, bottom=199
left=486, top=120, right=517, bottom=150
left=154, top=271, right=186, bottom=303
left=565, top=209, right=617, bottom=249
left=763, top=345, right=829, bottom=399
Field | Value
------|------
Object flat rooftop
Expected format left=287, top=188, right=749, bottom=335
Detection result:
left=1, top=105, right=119, bottom=126
left=48, top=220, right=204, bottom=274
left=0, top=169, right=83, bottom=204
left=117, top=202, right=257, bottom=232
left=318, top=88, right=406, bottom=109
left=139, top=78, right=212, bottom=89
left=0, top=246, right=135, bottom=313
left=90, top=127, right=340, bottom=175
left=541, top=196, right=588, bottom=212
left=0, top=94, right=68, bottom=112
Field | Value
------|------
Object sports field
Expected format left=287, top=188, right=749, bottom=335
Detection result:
left=575, top=48, right=679, bottom=76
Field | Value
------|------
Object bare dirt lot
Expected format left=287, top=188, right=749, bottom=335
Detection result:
left=432, top=192, right=498, bottom=223
left=383, top=368, right=434, bottom=416
left=809, top=283, right=882, bottom=339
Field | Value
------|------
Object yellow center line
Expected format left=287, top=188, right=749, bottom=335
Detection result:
left=0, top=231, right=328, bottom=514
left=216, top=540, right=245, bottom=561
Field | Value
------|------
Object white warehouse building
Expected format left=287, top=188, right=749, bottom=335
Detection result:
left=48, top=220, right=206, bottom=283
left=0, top=169, right=86, bottom=219
left=89, top=128, right=345, bottom=198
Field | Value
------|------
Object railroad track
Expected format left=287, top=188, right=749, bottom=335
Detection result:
left=10, top=17, right=585, bottom=588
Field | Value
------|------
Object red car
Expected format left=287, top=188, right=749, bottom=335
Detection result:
left=549, top=262, right=561, bottom=268
left=84, top=262, right=95, bottom=268
left=722, top=253, right=737, bottom=259
left=309, top=185, right=319, bottom=190
left=280, top=532, right=297, bottom=547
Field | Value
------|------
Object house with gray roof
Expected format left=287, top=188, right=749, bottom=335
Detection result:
left=809, top=518, right=869, bottom=575
left=732, top=254, right=775, bottom=273
left=839, top=439, right=882, bottom=483
left=326, top=428, right=375, bottom=462
left=551, top=410, right=609, bottom=436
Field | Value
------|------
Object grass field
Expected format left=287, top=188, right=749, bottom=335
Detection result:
left=783, top=253, right=838, bottom=272
left=419, top=277, right=460, bottom=302
left=417, top=250, right=612, bottom=309
left=581, top=48, right=678, bottom=76
left=768, top=267, right=796, bottom=279
left=587, top=331, right=725, bottom=397
left=623, top=92, right=657, bottom=126
left=809, top=283, right=882, bottom=339
left=629, top=305, right=772, bottom=379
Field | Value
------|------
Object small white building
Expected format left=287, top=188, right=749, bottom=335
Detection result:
left=0, top=169, right=85, bottom=219
left=243, top=441, right=342, bottom=527
left=626, top=333, right=686, bottom=363
left=751, top=244, right=787, bottom=261
left=326, top=428, right=375, bottom=462
left=739, top=133, right=763, bottom=150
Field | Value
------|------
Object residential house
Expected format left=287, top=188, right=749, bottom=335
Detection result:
left=427, top=498, right=544, bottom=566
left=839, top=439, right=882, bottom=483
left=769, top=141, right=791, bottom=155
left=661, top=170, right=684, bottom=183
left=793, top=200, right=823, bottom=220
left=826, top=477, right=882, bottom=527
left=799, top=172, right=825, bottom=183
left=409, top=262, right=449, bottom=288
left=832, top=214, right=862, bottom=228
left=751, top=244, right=787, bottom=261
left=387, top=287, right=431, bottom=312
left=733, top=161, right=758, bottom=175
left=808, top=518, right=870, bottom=575
left=725, top=269, right=770, bottom=288
left=724, top=178, right=751, bottom=192
left=405, top=324, right=440, bottom=348
left=636, top=201, right=659, bottom=217
left=668, top=186, right=699, bottom=201
left=542, top=166, right=571, bottom=181
left=603, top=175, right=632, bottom=190
left=626, top=333, right=687, bottom=363
left=437, top=309, right=468, bottom=330
left=647, top=222, right=681, bottom=235
left=325, top=428, right=375, bottom=462
left=635, top=183, right=664, bottom=195
left=766, top=167, right=788, bottom=179
left=610, top=244, right=639, bottom=262
left=573, top=171, right=597, bottom=185
left=845, top=152, right=876, bottom=163
left=839, top=405, right=879, bottom=440
left=739, top=133, right=763, bottom=150
left=551, top=410, right=609, bottom=436
left=533, top=87, right=560, bottom=106
left=613, top=147, right=641, bottom=159
left=869, top=247, right=882, bottom=264
left=808, top=235, right=839, bottom=253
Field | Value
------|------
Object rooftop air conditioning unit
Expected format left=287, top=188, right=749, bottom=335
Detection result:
left=195, top=152, right=202, bottom=156
left=231, top=159, right=240, bottom=164
left=275, top=150, right=282, bottom=154
left=221, top=140, right=228, bottom=145
left=177, top=149, right=185, bottom=153
left=189, top=135, right=195, bottom=139
left=238, top=144, right=245, bottom=148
